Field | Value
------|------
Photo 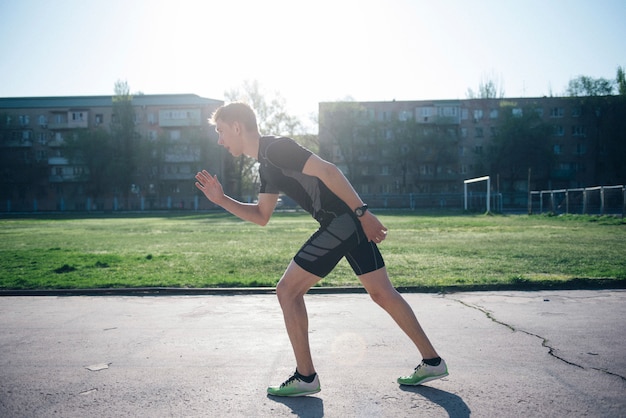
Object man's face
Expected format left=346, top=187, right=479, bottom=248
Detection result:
left=215, top=119, right=243, bottom=156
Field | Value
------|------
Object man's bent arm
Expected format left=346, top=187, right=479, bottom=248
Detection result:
left=195, top=170, right=277, bottom=226
left=302, top=155, right=388, bottom=242
left=214, top=193, right=278, bottom=226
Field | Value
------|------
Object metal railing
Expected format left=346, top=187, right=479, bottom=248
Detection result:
left=529, top=185, right=626, bottom=216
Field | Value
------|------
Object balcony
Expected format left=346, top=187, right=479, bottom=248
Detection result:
left=48, top=121, right=69, bottom=130
left=48, top=157, right=69, bottom=165
left=0, top=139, right=33, bottom=148
left=159, top=109, right=202, bottom=127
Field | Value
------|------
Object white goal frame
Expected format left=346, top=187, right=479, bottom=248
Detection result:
left=464, top=175, right=491, bottom=213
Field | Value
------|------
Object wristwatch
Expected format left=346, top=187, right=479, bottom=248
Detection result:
left=354, top=204, right=368, bottom=217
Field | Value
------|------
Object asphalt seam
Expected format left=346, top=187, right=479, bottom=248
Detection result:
left=451, top=298, right=585, bottom=368
left=452, top=297, right=626, bottom=382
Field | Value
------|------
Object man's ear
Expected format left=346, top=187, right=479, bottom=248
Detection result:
left=232, top=121, right=242, bottom=135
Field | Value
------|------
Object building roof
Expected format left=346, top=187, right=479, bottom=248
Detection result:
left=0, top=94, right=223, bottom=109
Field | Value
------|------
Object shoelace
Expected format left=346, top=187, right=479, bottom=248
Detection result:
left=280, top=374, right=300, bottom=388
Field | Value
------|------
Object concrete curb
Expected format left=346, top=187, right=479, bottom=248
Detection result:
left=1, top=278, right=625, bottom=297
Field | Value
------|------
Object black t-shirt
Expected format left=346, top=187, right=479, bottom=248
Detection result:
left=258, top=136, right=351, bottom=223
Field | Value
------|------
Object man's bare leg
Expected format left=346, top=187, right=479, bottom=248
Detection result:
left=275, top=260, right=322, bottom=376
left=358, top=267, right=439, bottom=359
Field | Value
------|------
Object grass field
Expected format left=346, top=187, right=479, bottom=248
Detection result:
left=1, top=211, right=625, bottom=291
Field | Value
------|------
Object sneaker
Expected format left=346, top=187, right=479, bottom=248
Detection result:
left=267, top=371, right=321, bottom=397
left=397, top=359, right=448, bottom=386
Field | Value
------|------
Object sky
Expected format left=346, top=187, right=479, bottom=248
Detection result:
left=1, top=0, right=624, bottom=132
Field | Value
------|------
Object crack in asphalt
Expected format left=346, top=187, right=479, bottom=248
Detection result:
left=450, top=297, right=626, bottom=382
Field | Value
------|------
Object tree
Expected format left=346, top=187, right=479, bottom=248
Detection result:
left=467, top=72, right=505, bottom=99
left=318, top=101, right=369, bottom=184
left=386, top=117, right=460, bottom=194
left=565, top=72, right=626, bottom=184
left=222, top=80, right=305, bottom=199
left=225, top=80, right=303, bottom=136
left=616, top=66, right=626, bottom=96
left=110, top=80, right=140, bottom=200
left=486, top=103, right=553, bottom=200
left=63, top=128, right=115, bottom=202
left=566, top=75, right=614, bottom=97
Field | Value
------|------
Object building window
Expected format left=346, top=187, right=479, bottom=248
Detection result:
left=473, top=109, right=483, bottom=120
left=95, top=114, right=103, bottom=125
left=36, top=150, right=47, bottom=161
left=475, top=127, right=484, bottom=138
left=553, top=144, right=562, bottom=155
left=553, top=125, right=564, bottom=136
left=512, top=108, right=523, bottom=117
left=489, top=109, right=498, bottom=119
left=572, top=126, right=586, bottom=137
left=439, top=106, right=457, bottom=117
left=71, top=112, right=85, bottom=121
left=170, top=130, right=181, bottom=140
left=474, top=145, right=483, bottom=154
left=381, top=165, right=390, bottom=175
left=550, top=107, right=564, bottom=118
left=571, top=107, right=581, bottom=117
left=461, top=128, right=468, bottom=138
left=575, top=143, right=587, bottom=155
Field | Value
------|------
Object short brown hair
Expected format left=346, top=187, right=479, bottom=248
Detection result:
left=210, top=102, right=258, bottom=132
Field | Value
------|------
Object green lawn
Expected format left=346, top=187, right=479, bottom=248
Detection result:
left=1, top=211, right=625, bottom=290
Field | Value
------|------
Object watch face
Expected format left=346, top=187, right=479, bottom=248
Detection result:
left=355, top=208, right=364, bottom=217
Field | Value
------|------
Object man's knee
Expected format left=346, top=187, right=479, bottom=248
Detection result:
left=275, top=278, right=294, bottom=304
left=364, top=279, right=402, bottom=308
left=275, top=264, right=318, bottom=304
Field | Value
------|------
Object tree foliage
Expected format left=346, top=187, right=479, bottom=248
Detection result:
left=110, top=80, right=140, bottom=197
left=318, top=101, right=371, bottom=182
left=467, top=72, right=505, bottom=99
left=64, top=80, right=142, bottom=201
left=320, top=102, right=460, bottom=194
left=566, top=75, right=615, bottom=97
left=63, top=128, right=114, bottom=199
left=225, top=80, right=302, bottom=136
left=616, top=66, right=626, bottom=96
left=486, top=103, right=553, bottom=194
left=222, top=80, right=306, bottom=199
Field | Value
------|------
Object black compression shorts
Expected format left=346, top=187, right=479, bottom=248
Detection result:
left=293, top=213, right=385, bottom=278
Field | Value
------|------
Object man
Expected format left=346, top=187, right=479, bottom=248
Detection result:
left=195, top=102, right=447, bottom=397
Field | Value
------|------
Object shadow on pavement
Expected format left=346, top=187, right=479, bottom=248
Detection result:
left=400, top=385, right=471, bottom=418
left=266, top=394, right=324, bottom=418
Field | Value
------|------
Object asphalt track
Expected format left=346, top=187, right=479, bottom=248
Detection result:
left=1, top=290, right=625, bottom=417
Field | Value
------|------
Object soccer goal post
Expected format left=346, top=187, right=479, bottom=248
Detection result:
left=464, top=175, right=491, bottom=213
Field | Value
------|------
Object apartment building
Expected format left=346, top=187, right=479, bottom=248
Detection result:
left=319, top=96, right=623, bottom=207
left=0, top=94, right=223, bottom=212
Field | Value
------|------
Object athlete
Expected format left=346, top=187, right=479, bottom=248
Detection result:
left=195, top=102, right=448, bottom=397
